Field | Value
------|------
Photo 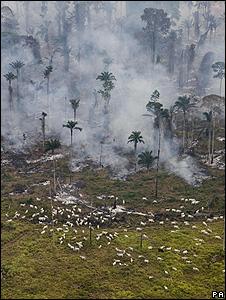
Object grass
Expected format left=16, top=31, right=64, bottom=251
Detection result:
left=1, top=138, right=225, bottom=299
left=1, top=220, right=224, bottom=299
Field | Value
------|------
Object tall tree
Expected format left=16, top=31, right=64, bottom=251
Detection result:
left=63, top=120, right=82, bottom=184
left=9, top=60, right=25, bottom=103
left=138, top=150, right=157, bottom=172
left=193, top=11, right=201, bottom=39
left=128, top=131, right=145, bottom=171
left=96, top=71, right=116, bottom=114
left=63, top=120, right=82, bottom=147
left=212, top=62, right=225, bottom=96
left=3, top=72, right=17, bottom=111
left=43, top=65, right=53, bottom=116
left=23, top=1, right=30, bottom=33
left=146, top=94, right=163, bottom=151
left=72, top=1, right=88, bottom=74
left=167, top=30, right=177, bottom=75
left=186, top=44, right=196, bottom=83
left=174, top=95, right=196, bottom=152
left=62, top=2, right=72, bottom=72
left=208, top=15, right=217, bottom=42
left=183, top=18, right=193, bottom=41
left=202, top=1, right=211, bottom=30
left=141, top=8, right=171, bottom=64
left=40, top=1, right=48, bottom=18
left=70, top=98, right=80, bottom=121
left=146, top=94, right=169, bottom=198
left=55, top=2, right=71, bottom=72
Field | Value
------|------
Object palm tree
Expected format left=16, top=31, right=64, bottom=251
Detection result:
left=45, top=138, right=61, bottom=154
left=138, top=150, right=157, bottom=172
left=39, top=112, right=47, bottom=151
left=174, top=95, right=195, bottom=152
left=45, top=138, right=61, bottom=193
left=63, top=120, right=82, bottom=147
left=146, top=99, right=163, bottom=148
left=70, top=98, right=80, bottom=121
left=9, top=60, right=25, bottom=102
left=43, top=65, right=53, bottom=118
left=146, top=93, right=171, bottom=198
left=4, top=72, right=17, bottom=111
left=96, top=71, right=116, bottom=82
left=96, top=71, right=116, bottom=114
left=128, top=131, right=145, bottom=171
left=203, top=111, right=212, bottom=163
left=63, top=121, right=82, bottom=184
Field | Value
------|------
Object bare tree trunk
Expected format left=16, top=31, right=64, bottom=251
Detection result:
left=152, top=31, right=156, bottom=65
left=220, top=78, right=222, bottom=96
left=191, top=117, right=194, bottom=143
left=155, top=127, right=161, bottom=198
left=42, top=118, right=46, bottom=151
left=49, top=184, right=55, bottom=248
left=134, top=143, right=137, bottom=172
left=53, top=158, right=56, bottom=193
left=100, top=142, right=103, bottom=167
left=47, top=77, right=50, bottom=96
left=208, top=122, right=211, bottom=164
left=9, top=82, right=13, bottom=111
left=69, top=130, right=73, bottom=184
left=64, top=97, right=67, bottom=119
left=182, top=112, right=186, bottom=152
left=62, top=3, right=70, bottom=72
left=74, top=109, right=76, bottom=121
left=211, top=114, right=215, bottom=164
left=223, top=217, right=225, bottom=251
left=70, top=130, right=73, bottom=147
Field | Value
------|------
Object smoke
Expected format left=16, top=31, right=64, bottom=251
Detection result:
left=1, top=1, right=225, bottom=184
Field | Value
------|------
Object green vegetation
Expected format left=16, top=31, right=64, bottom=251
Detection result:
left=1, top=146, right=225, bottom=299
left=1, top=219, right=224, bottom=299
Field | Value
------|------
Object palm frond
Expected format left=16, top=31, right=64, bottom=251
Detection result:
left=9, top=60, right=25, bottom=70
